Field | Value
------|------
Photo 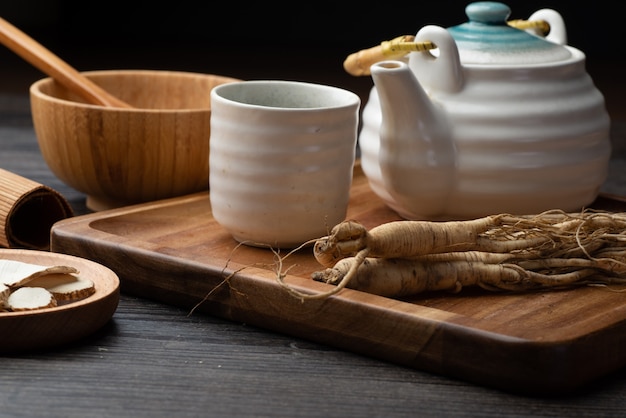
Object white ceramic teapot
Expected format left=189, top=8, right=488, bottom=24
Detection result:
left=359, top=1, right=611, bottom=220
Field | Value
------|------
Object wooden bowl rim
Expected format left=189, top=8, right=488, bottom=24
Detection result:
left=29, top=69, right=240, bottom=112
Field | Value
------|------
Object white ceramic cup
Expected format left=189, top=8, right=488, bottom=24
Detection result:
left=209, top=80, right=360, bottom=248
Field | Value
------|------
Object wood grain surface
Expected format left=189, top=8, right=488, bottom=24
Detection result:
left=50, top=165, right=626, bottom=395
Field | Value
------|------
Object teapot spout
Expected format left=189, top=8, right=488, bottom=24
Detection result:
left=371, top=60, right=456, bottom=219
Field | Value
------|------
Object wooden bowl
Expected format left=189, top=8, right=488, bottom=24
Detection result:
left=30, top=70, right=239, bottom=211
left=0, top=249, right=119, bottom=352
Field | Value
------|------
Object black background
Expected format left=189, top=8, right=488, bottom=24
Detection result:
left=0, top=1, right=623, bottom=115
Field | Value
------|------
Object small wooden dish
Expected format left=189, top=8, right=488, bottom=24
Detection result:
left=0, top=249, right=119, bottom=352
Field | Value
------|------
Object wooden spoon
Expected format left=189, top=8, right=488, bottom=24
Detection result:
left=0, top=16, right=133, bottom=108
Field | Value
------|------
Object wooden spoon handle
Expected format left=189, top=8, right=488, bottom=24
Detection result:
left=0, top=16, right=132, bottom=108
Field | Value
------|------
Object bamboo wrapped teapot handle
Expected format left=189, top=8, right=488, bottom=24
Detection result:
left=344, top=18, right=551, bottom=77
left=343, top=35, right=434, bottom=76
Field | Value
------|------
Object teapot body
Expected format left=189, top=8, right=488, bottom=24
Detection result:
left=360, top=48, right=611, bottom=220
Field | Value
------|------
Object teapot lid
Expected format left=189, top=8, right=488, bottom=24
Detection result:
left=447, top=2, right=572, bottom=64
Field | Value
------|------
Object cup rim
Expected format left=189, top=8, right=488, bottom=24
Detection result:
left=211, top=80, right=361, bottom=111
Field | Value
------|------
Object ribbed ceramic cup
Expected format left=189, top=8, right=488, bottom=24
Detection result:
left=209, top=80, right=360, bottom=248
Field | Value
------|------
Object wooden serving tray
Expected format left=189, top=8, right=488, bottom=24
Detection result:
left=50, top=165, right=626, bottom=395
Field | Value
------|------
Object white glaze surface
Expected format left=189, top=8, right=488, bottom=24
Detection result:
left=361, top=50, right=611, bottom=220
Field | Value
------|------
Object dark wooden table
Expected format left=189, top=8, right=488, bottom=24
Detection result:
left=1, top=90, right=626, bottom=418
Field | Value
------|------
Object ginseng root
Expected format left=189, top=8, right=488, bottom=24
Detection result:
left=273, top=210, right=626, bottom=301
left=311, top=256, right=626, bottom=298
left=313, top=211, right=626, bottom=268
left=313, top=216, right=546, bottom=268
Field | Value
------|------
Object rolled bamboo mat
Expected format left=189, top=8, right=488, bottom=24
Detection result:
left=0, top=168, right=73, bottom=250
